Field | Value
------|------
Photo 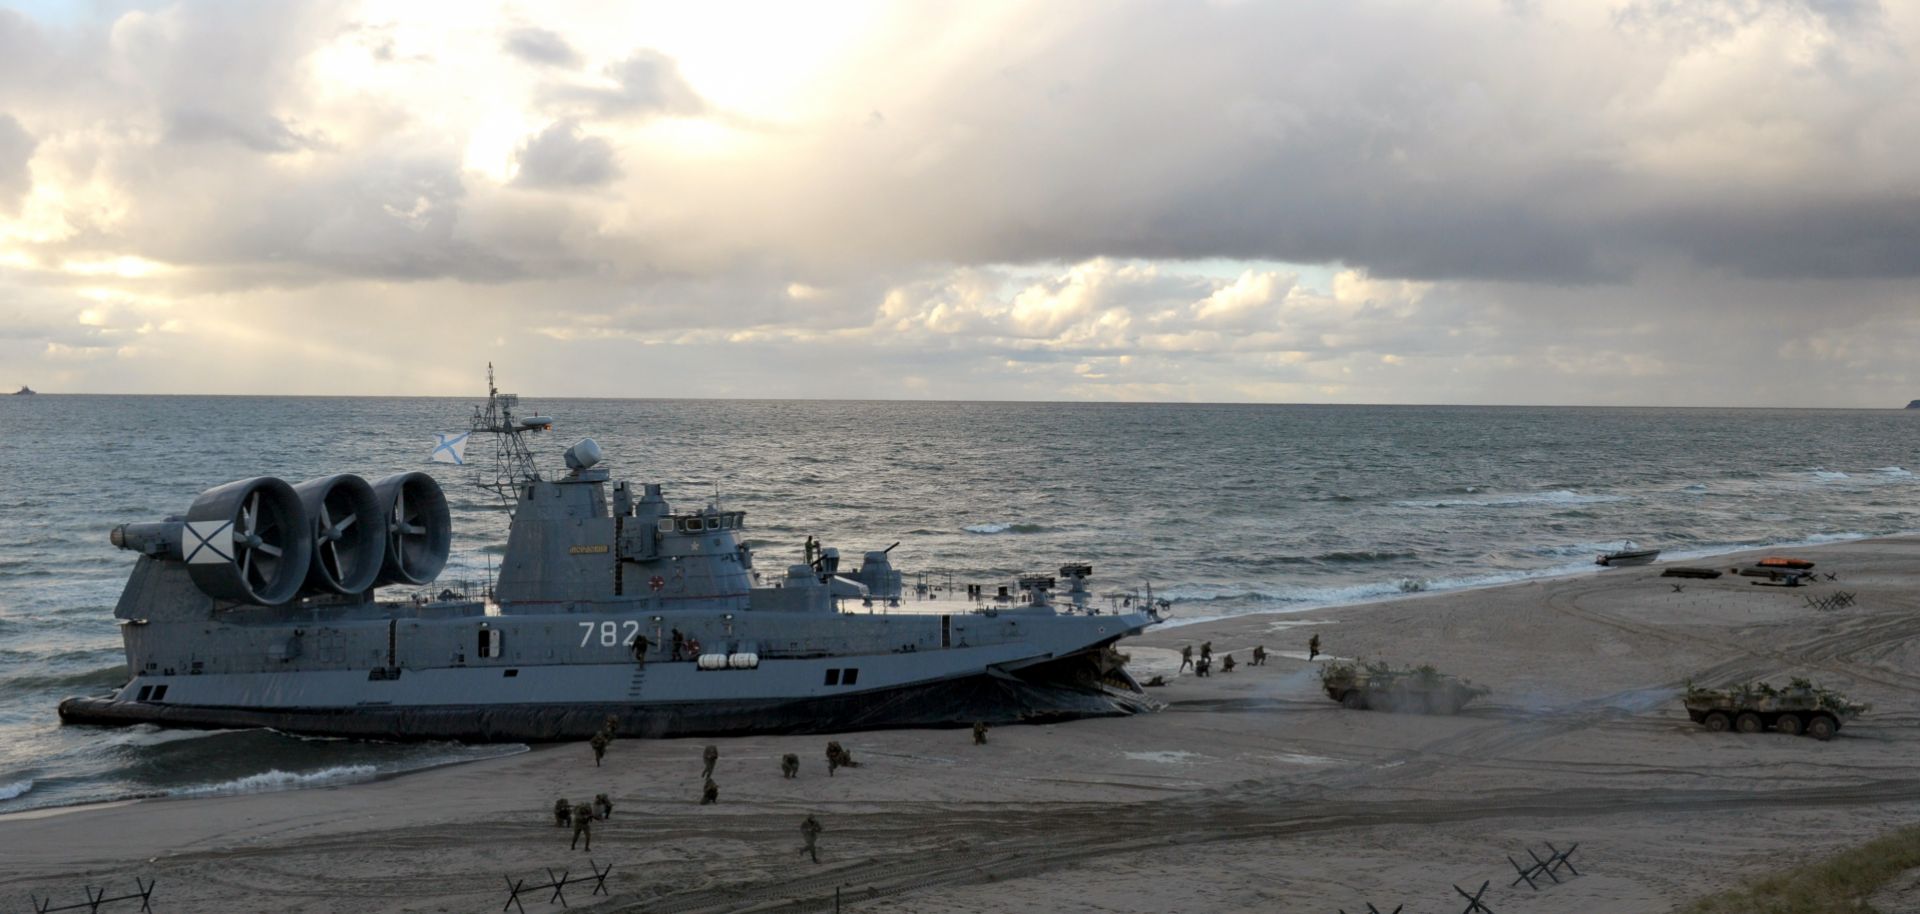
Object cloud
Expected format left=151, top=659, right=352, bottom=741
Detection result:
left=0, top=1, right=1917, bottom=404
left=502, top=26, right=582, bottom=69
left=538, top=49, right=705, bottom=119
left=0, top=112, right=34, bottom=211
left=512, top=119, right=619, bottom=189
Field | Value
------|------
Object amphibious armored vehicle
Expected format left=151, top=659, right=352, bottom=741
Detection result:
left=1321, top=661, right=1488, bottom=714
left=59, top=371, right=1167, bottom=741
left=1682, top=679, right=1865, bottom=741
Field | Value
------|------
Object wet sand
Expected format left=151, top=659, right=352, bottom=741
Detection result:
left=5, top=537, right=1920, bottom=912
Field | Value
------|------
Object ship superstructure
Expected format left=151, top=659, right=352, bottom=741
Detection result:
left=60, top=374, right=1165, bottom=740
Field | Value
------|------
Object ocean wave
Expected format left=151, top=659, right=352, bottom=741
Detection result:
left=1874, top=467, right=1912, bottom=477
left=0, top=665, right=128, bottom=692
left=964, top=522, right=1046, bottom=534
left=0, top=779, right=32, bottom=801
left=176, top=764, right=379, bottom=797
left=1395, top=489, right=1625, bottom=509
left=1314, top=550, right=1415, bottom=564
left=1808, top=469, right=1850, bottom=480
left=102, top=725, right=239, bottom=749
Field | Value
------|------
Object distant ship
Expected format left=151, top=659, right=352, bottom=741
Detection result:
left=11, top=386, right=33, bottom=395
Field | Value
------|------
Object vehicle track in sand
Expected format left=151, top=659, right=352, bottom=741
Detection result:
left=589, top=779, right=1920, bottom=913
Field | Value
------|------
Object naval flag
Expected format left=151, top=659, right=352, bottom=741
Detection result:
left=429, top=431, right=470, bottom=465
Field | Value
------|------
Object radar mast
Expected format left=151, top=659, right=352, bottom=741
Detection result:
left=469, top=363, right=547, bottom=501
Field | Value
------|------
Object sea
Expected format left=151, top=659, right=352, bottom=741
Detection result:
left=1, top=395, right=1916, bottom=813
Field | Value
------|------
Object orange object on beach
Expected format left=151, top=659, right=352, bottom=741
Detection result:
left=1756, top=557, right=1815, bottom=569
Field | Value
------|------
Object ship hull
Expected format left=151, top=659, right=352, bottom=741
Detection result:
left=59, top=655, right=1153, bottom=741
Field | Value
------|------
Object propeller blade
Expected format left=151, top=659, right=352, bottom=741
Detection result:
left=242, top=493, right=260, bottom=535
left=324, top=541, right=342, bottom=577
left=332, top=514, right=356, bottom=535
left=317, top=503, right=333, bottom=538
left=256, top=542, right=283, bottom=558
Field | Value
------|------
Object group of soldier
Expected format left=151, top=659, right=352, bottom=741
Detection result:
left=558, top=716, right=1000, bottom=860
left=1178, top=634, right=1320, bottom=677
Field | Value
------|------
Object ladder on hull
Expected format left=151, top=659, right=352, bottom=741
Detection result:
left=626, top=663, right=648, bottom=701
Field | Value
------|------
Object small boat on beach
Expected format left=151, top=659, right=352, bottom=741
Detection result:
left=1756, top=556, right=1815, bottom=570
left=1596, top=548, right=1660, bottom=567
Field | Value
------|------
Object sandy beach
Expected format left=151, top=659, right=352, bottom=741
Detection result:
left=6, top=536, right=1920, bottom=913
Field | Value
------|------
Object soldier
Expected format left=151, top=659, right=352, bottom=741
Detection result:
left=590, top=730, right=609, bottom=767
left=1143, top=674, right=1168, bottom=687
left=602, top=714, right=620, bottom=738
left=1199, top=641, right=1213, bottom=663
left=800, top=814, right=823, bottom=864
left=781, top=753, right=800, bottom=779
left=1251, top=645, right=1267, bottom=666
left=826, top=741, right=842, bottom=776
left=569, top=800, right=594, bottom=850
left=553, top=797, right=573, bottom=827
left=1179, top=644, right=1194, bottom=672
left=1195, top=656, right=1211, bottom=678
left=671, top=628, right=685, bottom=661
left=1221, top=653, right=1237, bottom=673
left=972, top=720, right=989, bottom=745
left=1308, top=633, right=1321, bottom=661
left=631, top=632, right=650, bottom=664
left=594, top=793, right=613, bottom=820
left=702, top=744, right=719, bottom=779
left=700, top=777, right=719, bottom=805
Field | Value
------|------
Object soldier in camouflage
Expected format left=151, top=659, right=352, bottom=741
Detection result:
left=800, top=814, right=823, bottom=864
left=590, top=730, right=609, bottom=766
left=781, top=753, right=800, bottom=779
left=702, top=744, right=719, bottom=779
left=972, top=720, right=989, bottom=745
left=700, top=777, right=719, bottom=805
left=553, top=798, right=572, bottom=827
left=569, top=800, right=594, bottom=850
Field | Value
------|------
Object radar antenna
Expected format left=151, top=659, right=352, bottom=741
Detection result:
left=469, top=363, right=547, bottom=501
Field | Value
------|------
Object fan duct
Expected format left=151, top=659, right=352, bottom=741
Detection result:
left=183, top=477, right=312, bottom=606
left=371, top=472, right=451, bottom=587
left=294, top=474, right=388, bottom=596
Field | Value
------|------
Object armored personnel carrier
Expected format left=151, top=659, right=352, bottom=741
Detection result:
left=1321, top=661, right=1488, bottom=714
left=59, top=371, right=1166, bottom=741
left=1682, top=678, right=1865, bottom=741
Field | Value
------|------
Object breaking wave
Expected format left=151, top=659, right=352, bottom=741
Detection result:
left=0, top=779, right=32, bottom=801
left=964, top=522, right=1046, bottom=534
left=177, top=764, right=379, bottom=797
left=1395, top=489, right=1625, bottom=509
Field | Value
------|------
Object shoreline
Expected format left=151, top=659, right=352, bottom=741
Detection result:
left=12, top=531, right=1914, bottom=818
left=6, top=534, right=1920, bottom=911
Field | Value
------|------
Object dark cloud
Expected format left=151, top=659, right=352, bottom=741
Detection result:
left=513, top=120, right=620, bottom=189
left=503, top=26, right=582, bottom=68
left=164, top=108, right=327, bottom=154
left=0, top=112, right=33, bottom=212
left=539, top=49, right=705, bottom=119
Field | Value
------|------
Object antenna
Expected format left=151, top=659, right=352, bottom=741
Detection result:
left=468, top=363, right=544, bottom=503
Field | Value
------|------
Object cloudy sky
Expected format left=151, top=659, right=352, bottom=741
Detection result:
left=1, top=0, right=1916, bottom=405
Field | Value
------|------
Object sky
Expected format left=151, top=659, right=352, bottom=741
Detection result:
left=0, top=0, right=1917, bottom=406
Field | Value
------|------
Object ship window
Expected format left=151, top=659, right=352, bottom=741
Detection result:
left=136, top=685, right=153, bottom=701
left=824, top=669, right=841, bottom=686
left=843, top=668, right=859, bottom=685
left=503, top=668, right=519, bottom=678
left=478, top=628, right=502, bottom=658
left=150, top=685, right=169, bottom=701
